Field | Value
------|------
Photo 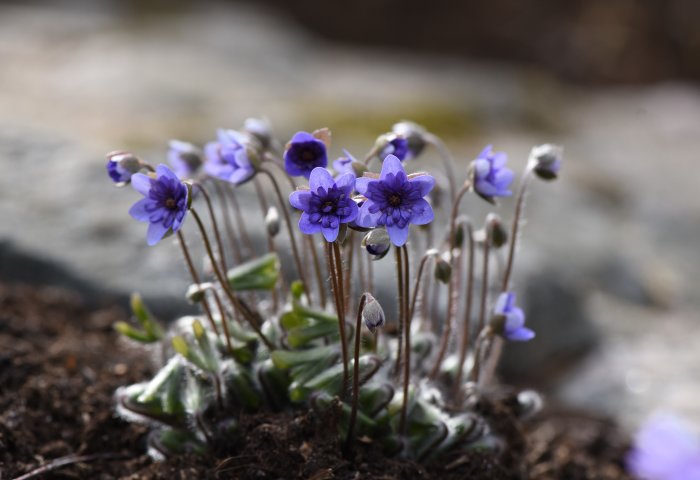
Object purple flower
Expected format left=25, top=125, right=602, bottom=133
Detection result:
left=204, top=129, right=255, bottom=185
left=379, top=136, right=410, bottom=161
left=493, top=292, right=534, bottom=341
left=289, top=168, right=358, bottom=242
left=627, top=414, right=700, bottom=480
left=168, top=140, right=202, bottom=180
left=106, top=151, right=141, bottom=185
left=355, top=154, right=434, bottom=247
left=332, top=149, right=357, bottom=177
left=129, top=164, right=189, bottom=246
left=471, top=145, right=514, bottom=203
left=284, top=131, right=328, bottom=179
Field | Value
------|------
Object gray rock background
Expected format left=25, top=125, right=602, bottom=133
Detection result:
left=1, top=1, right=700, bottom=432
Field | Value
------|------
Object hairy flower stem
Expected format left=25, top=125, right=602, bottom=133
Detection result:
left=477, top=219, right=494, bottom=336
left=194, top=182, right=229, bottom=274
left=501, top=168, right=534, bottom=292
left=252, top=177, right=280, bottom=310
left=429, top=183, right=470, bottom=379
left=306, top=235, right=327, bottom=309
left=399, top=245, right=411, bottom=436
left=469, top=328, right=492, bottom=384
left=176, top=230, right=220, bottom=338
left=393, top=247, right=405, bottom=377
left=343, top=231, right=355, bottom=314
left=225, top=184, right=255, bottom=257
left=408, top=251, right=439, bottom=322
left=211, top=179, right=242, bottom=264
left=259, top=166, right=312, bottom=303
left=326, top=242, right=350, bottom=399
left=454, top=219, right=475, bottom=395
left=345, top=292, right=370, bottom=455
left=190, top=208, right=275, bottom=351
left=209, top=288, right=236, bottom=358
left=424, top=132, right=458, bottom=203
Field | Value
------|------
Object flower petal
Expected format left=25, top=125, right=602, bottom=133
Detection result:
left=356, top=201, right=381, bottom=228
left=321, top=225, right=339, bottom=242
left=289, top=190, right=312, bottom=211
left=504, top=307, right=525, bottom=331
left=410, top=175, right=435, bottom=197
left=229, top=166, right=255, bottom=185
left=309, top=167, right=335, bottom=192
left=131, top=173, right=152, bottom=196
left=290, top=131, right=316, bottom=144
left=129, top=198, right=152, bottom=222
left=156, top=164, right=180, bottom=183
left=335, top=172, right=356, bottom=194
left=386, top=224, right=409, bottom=247
left=505, top=327, right=535, bottom=342
left=146, top=221, right=169, bottom=246
left=493, top=292, right=509, bottom=315
left=379, top=154, right=404, bottom=180
left=298, top=212, right=322, bottom=235
left=409, top=198, right=434, bottom=225
left=355, top=176, right=373, bottom=195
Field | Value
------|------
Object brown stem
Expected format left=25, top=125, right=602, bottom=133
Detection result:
left=345, top=293, right=370, bottom=455
left=253, top=177, right=281, bottom=310
left=225, top=184, right=255, bottom=256
left=190, top=208, right=275, bottom=351
left=326, top=242, right=349, bottom=398
left=195, top=182, right=229, bottom=273
left=343, top=231, right=355, bottom=313
left=393, top=246, right=404, bottom=377
left=424, top=132, right=458, bottom=204
left=306, top=235, right=327, bottom=309
left=501, top=168, right=534, bottom=292
left=399, top=245, right=411, bottom=435
left=455, top=220, right=475, bottom=394
left=177, top=231, right=220, bottom=338
left=209, top=288, right=236, bottom=358
left=211, top=179, right=242, bottom=264
left=259, top=166, right=311, bottom=302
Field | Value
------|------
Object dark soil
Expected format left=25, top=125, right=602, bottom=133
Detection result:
left=0, top=283, right=633, bottom=479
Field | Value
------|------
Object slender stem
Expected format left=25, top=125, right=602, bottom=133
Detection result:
left=429, top=184, right=470, bottom=379
left=421, top=224, right=434, bottom=325
left=399, top=245, right=411, bottom=435
left=190, top=208, right=275, bottom=351
left=345, top=293, right=370, bottom=454
left=408, top=251, right=437, bottom=322
left=477, top=222, right=493, bottom=337
left=306, top=235, right=327, bottom=309
left=253, top=177, right=281, bottom=310
left=326, top=242, right=349, bottom=398
left=332, top=241, right=347, bottom=315
left=211, top=179, right=242, bottom=264
left=209, top=288, right=236, bottom=358
left=213, top=373, right=224, bottom=410
left=259, top=166, right=312, bottom=302
left=455, top=220, right=475, bottom=393
left=176, top=231, right=220, bottom=337
left=501, top=168, right=534, bottom=292
left=343, top=231, right=355, bottom=314
left=469, top=328, right=492, bottom=383
left=393, top=246, right=404, bottom=377
left=225, top=184, right=255, bottom=256
left=424, top=132, right=458, bottom=204
left=195, top=182, right=228, bottom=274
left=367, top=249, right=374, bottom=293
left=13, top=453, right=130, bottom=480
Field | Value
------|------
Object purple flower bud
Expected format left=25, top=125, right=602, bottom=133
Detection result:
left=361, top=294, right=385, bottom=332
left=288, top=168, right=358, bottom=242
left=167, top=140, right=202, bottom=180
left=528, top=143, right=562, bottom=181
left=627, top=413, right=700, bottom=480
left=106, top=151, right=142, bottom=185
left=392, top=121, right=427, bottom=159
left=332, top=149, right=358, bottom=177
left=379, top=136, right=410, bottom=161
left=490, top=292, right=534, bottom=342
left=355, top=155, right=435, bottom=247
left=284, top=131, right=328, bottom=179
left=129, top=164, right=189, bottom=246
left=204, top=129, right=256, bottom=185
left=469, top=145, right=514, bottom=204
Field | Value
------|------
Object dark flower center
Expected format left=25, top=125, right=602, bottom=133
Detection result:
left=165, top=198, right=177, bottom=209
left=388, top=194, right=402, bottom=207
left=301, top=149, right=315, bottom=162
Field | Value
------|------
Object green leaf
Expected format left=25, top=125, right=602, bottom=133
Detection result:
left=227, top=253, right=280, bottom=291
left=286, top=321, right=340, bottom=348
left=130, top=293, right=164, bottom=340
left=271, top=345, right=337, bottom=370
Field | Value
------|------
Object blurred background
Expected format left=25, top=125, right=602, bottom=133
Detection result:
left=1, top=0, right=699, bottom=432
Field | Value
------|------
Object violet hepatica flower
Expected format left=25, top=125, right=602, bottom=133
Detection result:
left=204, top=129, right=255, bottom=185
left=168, top=140, right=203, bottom=180
left=356, top=154, right=434, bottom=247
left=289, top=167, right=358, bottom=242
left=332, top=149, right=357, bottom=178
left=129, top=164, right=189, bottom=246
left=106, top=151, right=141, bottom=185
left=627, top=413, right=700, bottom=480
left=284, top=131, right=328, bottom=179
left=492, top=292, right=534, bottom=341
left=470, top=145, right=514, bottom=203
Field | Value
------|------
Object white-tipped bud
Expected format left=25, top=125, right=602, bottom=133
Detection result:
left=392, top=120, right=427, bottom=158
left=243, top=117, right=274, bottom=150
left=528, top=143, right=562, bottom=181
left=186, top=282, right=213, bottom=303
left=265, top=206, right=281, bottom=237
left=361, top=294, right=385, bottom=332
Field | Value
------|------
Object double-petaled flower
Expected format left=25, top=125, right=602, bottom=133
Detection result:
left=284, top=131, right=328, bottom=179
left=129, top=165, right=190, bottom=246
left=355, top=154, right=434, bottom=247
left=204, top=129, right=256, bottom=185
left=289, top=167, right=358, bottom=242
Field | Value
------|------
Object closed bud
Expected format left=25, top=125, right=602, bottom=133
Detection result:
left=185, top=282, right=213, bottom=303
left=452, top=223, right=465, bottom=249
left=486, top=213, right=508, bottom=248
left=243, top=117, right=274, bottom=150
left=265, top=206, right=281, bottom=237
left=361, top=294, right=385, bottom=332
left=434, top=254, right=452, bottom=284
left=528, top=143, right=562, bottom=181
left=362, top=229, right=391, bottom=260
left=106, top=151, right=144, bottom=185
left=167, top=140, right=202, bottom=180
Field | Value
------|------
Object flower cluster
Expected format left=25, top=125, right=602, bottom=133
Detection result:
left=106, top=119, right=563, bottom=468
